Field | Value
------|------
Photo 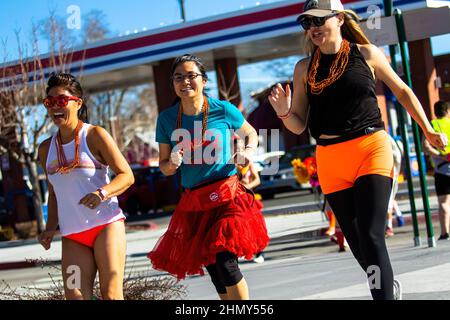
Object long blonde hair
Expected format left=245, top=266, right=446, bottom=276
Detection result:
left=304, top=10, right=370, bottom=56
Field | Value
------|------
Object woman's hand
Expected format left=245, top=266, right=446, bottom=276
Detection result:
left=268, top=83, right=291, bottom=117
left=233, top=148, right=253, bottom=167
left=169, top=149, right=183, bottom=169
left=424, top=130, right=448, bottom=151
left=79, top=192, right=102, bottom=210
left=38, top=230, right=56, bottom=250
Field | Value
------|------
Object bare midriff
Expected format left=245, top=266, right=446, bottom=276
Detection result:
left=319, top=134, right=341, bottom=139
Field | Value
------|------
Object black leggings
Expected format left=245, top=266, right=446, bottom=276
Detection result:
left=326, top=174, right=394, bottom=300
left=205, top=251, right=243, bottom=294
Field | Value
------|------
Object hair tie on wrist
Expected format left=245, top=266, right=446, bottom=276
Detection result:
left=278, top=109, right=292, bottom=119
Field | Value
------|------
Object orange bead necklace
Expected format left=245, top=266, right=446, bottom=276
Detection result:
left=307, top=39, right=350, bottom=95
left=176, top=96, right=209, bottom=146
left=55, top=120, right=83, bottom=174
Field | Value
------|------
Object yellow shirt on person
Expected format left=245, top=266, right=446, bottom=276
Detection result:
left=431, top=117, right=450, bottom=155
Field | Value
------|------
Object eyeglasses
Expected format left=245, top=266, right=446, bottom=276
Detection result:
left=172, top=73, right=203, bottom=83
left=298, top=13, right=338, bottom=30
left=43, top=95, right=81, bottom=109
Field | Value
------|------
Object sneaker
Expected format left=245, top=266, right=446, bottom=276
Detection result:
left=438, top=233, right=450, bottom=240
left=253, top=252, right=265, bottom=264
left=324, top=227, right=336, bottom=236
left=393, top=279, right=402, bottom=300
left=396, top=216, right=405, bottom=227
left=337, top=233, right=348, bottom=252
left=385, top=227, right=394, bottom=238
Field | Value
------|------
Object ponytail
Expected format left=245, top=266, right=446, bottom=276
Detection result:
left=340, top=10, right=370, bottom=45
left=78, top=102, right=89, bottom=123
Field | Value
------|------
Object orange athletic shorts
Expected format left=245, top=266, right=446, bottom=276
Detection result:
left=316, top=130, right=394, bottom=195
left=64, top=218, right=125, bottom=248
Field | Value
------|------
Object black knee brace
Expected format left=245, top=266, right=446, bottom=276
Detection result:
left=215, top=251, right=243, bottom=287
left=205, top=264, right=227, bottom=294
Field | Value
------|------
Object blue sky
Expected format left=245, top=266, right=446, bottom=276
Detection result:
left=1, top=0, right=448, bottom=56
left=0, top=0, right=290, bottom=108
left=0, top=0, right=449, bottom=108
left=0, top=0, right=286, bottom=50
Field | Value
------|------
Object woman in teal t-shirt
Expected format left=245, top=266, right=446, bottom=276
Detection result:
left=148, top=54, right=269, bottom=300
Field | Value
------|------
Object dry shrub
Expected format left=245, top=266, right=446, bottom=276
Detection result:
left=0, top=258, right=186, bottom=300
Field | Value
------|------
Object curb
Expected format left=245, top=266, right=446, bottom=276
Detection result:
left=393, top=212, right=440, bottom=227
left=0, top=261, right=39, bottom=271
left=0, top=259, right=61, bottom=271
left=125, top=220, right=159, bottom=232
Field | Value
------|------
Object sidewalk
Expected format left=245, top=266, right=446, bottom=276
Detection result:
left=0, top=193, right=442, bottom=271
left=0, top=210, right=329, bottom=271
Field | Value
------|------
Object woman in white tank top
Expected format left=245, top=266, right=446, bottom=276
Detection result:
left=37, top=73, right=134, bottom=300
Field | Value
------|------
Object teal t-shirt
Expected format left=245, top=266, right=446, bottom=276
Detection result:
left=156, top=97, right=245, bottom=188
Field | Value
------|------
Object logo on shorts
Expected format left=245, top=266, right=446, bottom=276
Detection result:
left=209, top=192, right=219, bottom=202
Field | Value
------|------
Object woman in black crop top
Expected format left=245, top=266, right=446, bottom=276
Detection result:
left=269, top=0, right=447, bottom=300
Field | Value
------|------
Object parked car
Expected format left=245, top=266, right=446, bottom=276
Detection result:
left=0, top=182, right=36, bottom=226
left=0, top=195, right=9, bottom=226
left=117, top=165, right=181, bottom=216
left=254, top=144, right=316, bottom=199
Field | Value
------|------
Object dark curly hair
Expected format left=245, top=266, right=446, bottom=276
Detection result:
left=45, top=72, right=89, bottom=123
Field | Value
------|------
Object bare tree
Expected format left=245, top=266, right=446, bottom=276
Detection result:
left=0, top=12, right=79, bottom=234
left=88, top=88, right=129, bottom=149
left=0, top=8, right=161, bottom=237
left=38, top=10, right=76, bottom=71
left=121, top=85, right=159, bottom=146
left=77, top=9, right=159, bottom=158
left=81, top=9, right=110, bottom=45
left=217, top=67, right=241, bottom=103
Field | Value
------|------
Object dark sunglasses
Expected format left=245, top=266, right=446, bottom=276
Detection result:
left=298, top=13, right=339, bottom=30
left=43, top=95, right=81, bottom=109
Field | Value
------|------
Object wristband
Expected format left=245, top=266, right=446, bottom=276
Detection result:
left=96, top=188, right=108, bottom=201
left=277, top=108, right=292, bottom=119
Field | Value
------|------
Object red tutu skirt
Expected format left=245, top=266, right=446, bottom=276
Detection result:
left=147, top=175, right=269, bottom=280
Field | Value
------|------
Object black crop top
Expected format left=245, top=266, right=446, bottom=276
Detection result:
left=306, top=43, right=384, bottom=140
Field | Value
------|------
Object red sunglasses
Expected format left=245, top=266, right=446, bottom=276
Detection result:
left=43, top=95, right=81, bottom=109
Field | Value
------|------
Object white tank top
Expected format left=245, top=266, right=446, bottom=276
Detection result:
left=46, top=123, right=125, bottom=236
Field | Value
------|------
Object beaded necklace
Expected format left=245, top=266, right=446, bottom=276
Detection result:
left=176, top=96, right=209, bottom=147
left=307, top=39, right=350, bottom=95
left=55, top=120, right=83, bottom=174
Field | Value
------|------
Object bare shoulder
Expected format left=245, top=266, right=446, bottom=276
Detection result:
left=38, top=137, right=52, bottom=165
left=38, top=137, right=52, bottom=156
left=294, top=57, right=311, bottom=81
left=87, top=125, right=111, bottom=143
left=357, top=43, right=385, bottom=61
left=295, top=57, right=311, bottom=74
